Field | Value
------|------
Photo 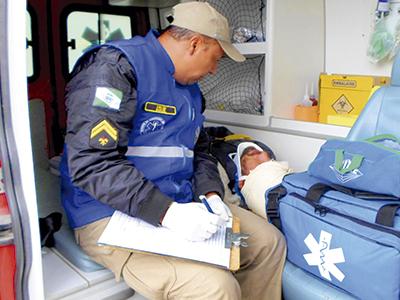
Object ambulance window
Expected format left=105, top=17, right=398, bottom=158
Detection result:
left=26, top=11, right=33, bottom=77
left=66, top=11, right=132, bottom=73
left=26, top=6, right=38, bottom=81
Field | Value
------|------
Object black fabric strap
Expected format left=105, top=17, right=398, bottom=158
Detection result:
left=39, top=212, right=62, bottom=247
left=353, top=191, right=399, bottom=201
left=306, top=182, right=356, bottom=202
left=376, top=204, right=400, bottom=227
left=307, top=183, right=400, bottom=227
left=306, top=182, right=399, bottom=202
left=266, top=186, right=287, bottom=230
left=306, top=183, right=334, bottom=202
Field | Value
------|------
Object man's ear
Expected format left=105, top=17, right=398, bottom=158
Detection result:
left=188, top=35, right=203, bottom=55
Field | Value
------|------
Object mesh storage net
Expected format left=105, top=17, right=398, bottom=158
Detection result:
left=198, top=0, right=266, bottom=115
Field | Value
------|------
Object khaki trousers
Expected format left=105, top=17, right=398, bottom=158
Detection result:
left=75, top=204, right=286, bottom=300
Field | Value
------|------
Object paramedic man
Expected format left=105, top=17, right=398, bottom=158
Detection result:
left=60, top=2, right=286, bottom=299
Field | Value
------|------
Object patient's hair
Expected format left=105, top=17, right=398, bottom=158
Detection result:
left=240, top=147, right=271, bottom=177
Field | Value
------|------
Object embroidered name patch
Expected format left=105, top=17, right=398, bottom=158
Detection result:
left=144, top=102, right=176, bottom=115
left=93, top=87, right=122, bottom=110
left=89, top=119, right=118, bottom=149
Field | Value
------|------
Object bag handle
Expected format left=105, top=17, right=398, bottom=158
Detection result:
left=266, top=185, right=287, bottom=230
left=307, top=183, right=400, bottom=227
left=334, top=150, right=364, bottom=175
left=376, top=204, right=400, bottom=227
left=306, top=182, right=399, bottom=202
left=364, top=134, right=400, bottom=144
left=363, top=134, right=400, bottom=154
left=306, top=182, right=354, bottom=202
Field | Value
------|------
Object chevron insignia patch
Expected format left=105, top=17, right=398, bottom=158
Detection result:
left=89, top=119, right=118, bottom=149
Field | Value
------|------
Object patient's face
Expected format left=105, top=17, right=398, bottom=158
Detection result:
left=240, top=147, right=271, bottom=176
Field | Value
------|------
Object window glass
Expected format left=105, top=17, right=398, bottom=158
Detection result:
left=99, top=14, right=131, bottom=44
left=67, top=12, right=98, bottom=72
left=26, top=10, right=33, bottom=78
left=67, top=12, right=132, bottom=72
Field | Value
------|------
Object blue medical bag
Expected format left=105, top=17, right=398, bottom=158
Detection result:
left=273, top=172, right=400, bottom=300
left=308, top=134, right=400, bottom=198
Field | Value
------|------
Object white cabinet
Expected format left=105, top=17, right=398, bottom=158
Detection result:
left=202, top=0, right=325, bottom=129
left=233, top=42, right=268, bottom=56
left=109, top=0, right=334, bottom=136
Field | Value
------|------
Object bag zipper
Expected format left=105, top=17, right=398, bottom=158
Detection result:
left=290, top=193, right=400, bottom=239
left=285, top=179, right=400, bottom=214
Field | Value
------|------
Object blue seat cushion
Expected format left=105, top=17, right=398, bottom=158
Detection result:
left=54, top=226, right=104, bottom=272
left=283, top=261, right=355, bottom=300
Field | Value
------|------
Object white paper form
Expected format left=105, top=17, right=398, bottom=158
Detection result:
left=98, top=210, right=232, bottom=268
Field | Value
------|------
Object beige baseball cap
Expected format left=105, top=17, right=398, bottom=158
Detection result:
left=170, top=1, right=245, bottom=62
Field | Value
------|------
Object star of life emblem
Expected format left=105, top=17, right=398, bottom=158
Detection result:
left=329, top=159, right=363, bottom=183
left=303, top=230, right=346, bottom=282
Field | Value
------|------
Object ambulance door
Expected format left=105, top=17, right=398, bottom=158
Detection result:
left=0, top=1, right=44, bottom=299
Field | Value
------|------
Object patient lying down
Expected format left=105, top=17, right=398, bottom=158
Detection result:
left=236, top=142, right=292, bottom=219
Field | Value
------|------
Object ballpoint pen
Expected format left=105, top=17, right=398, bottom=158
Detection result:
left=199, top=195, right=214, bottom=214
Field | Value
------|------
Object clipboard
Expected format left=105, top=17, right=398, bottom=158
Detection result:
left=97, top=211, right=244, bottom=271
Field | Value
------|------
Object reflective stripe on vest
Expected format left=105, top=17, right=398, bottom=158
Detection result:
left=126, top=146, right=194, bottom=158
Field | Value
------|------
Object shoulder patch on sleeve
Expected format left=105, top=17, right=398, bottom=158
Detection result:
left=93, top=87, right=123, bottom=110
left=89, top=119, right=119, bottom=149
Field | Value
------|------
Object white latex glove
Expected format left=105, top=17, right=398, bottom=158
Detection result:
left=204, top=194, right=232, bottom=222
left=161, top=202, right=225, bottom=242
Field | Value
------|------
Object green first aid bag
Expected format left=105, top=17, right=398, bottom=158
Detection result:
left=308, top=134, right=400, bottom=198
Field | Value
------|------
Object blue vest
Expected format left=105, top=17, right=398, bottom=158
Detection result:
left=61, top=31, right=204, bottom=228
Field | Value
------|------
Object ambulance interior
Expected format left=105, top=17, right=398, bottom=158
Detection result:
left=12, top=0, right=400, bottom=299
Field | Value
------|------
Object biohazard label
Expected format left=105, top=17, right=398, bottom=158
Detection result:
left=331, top=95, right=354, bottom=114
left=332, top=79, right=357, bottom=88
